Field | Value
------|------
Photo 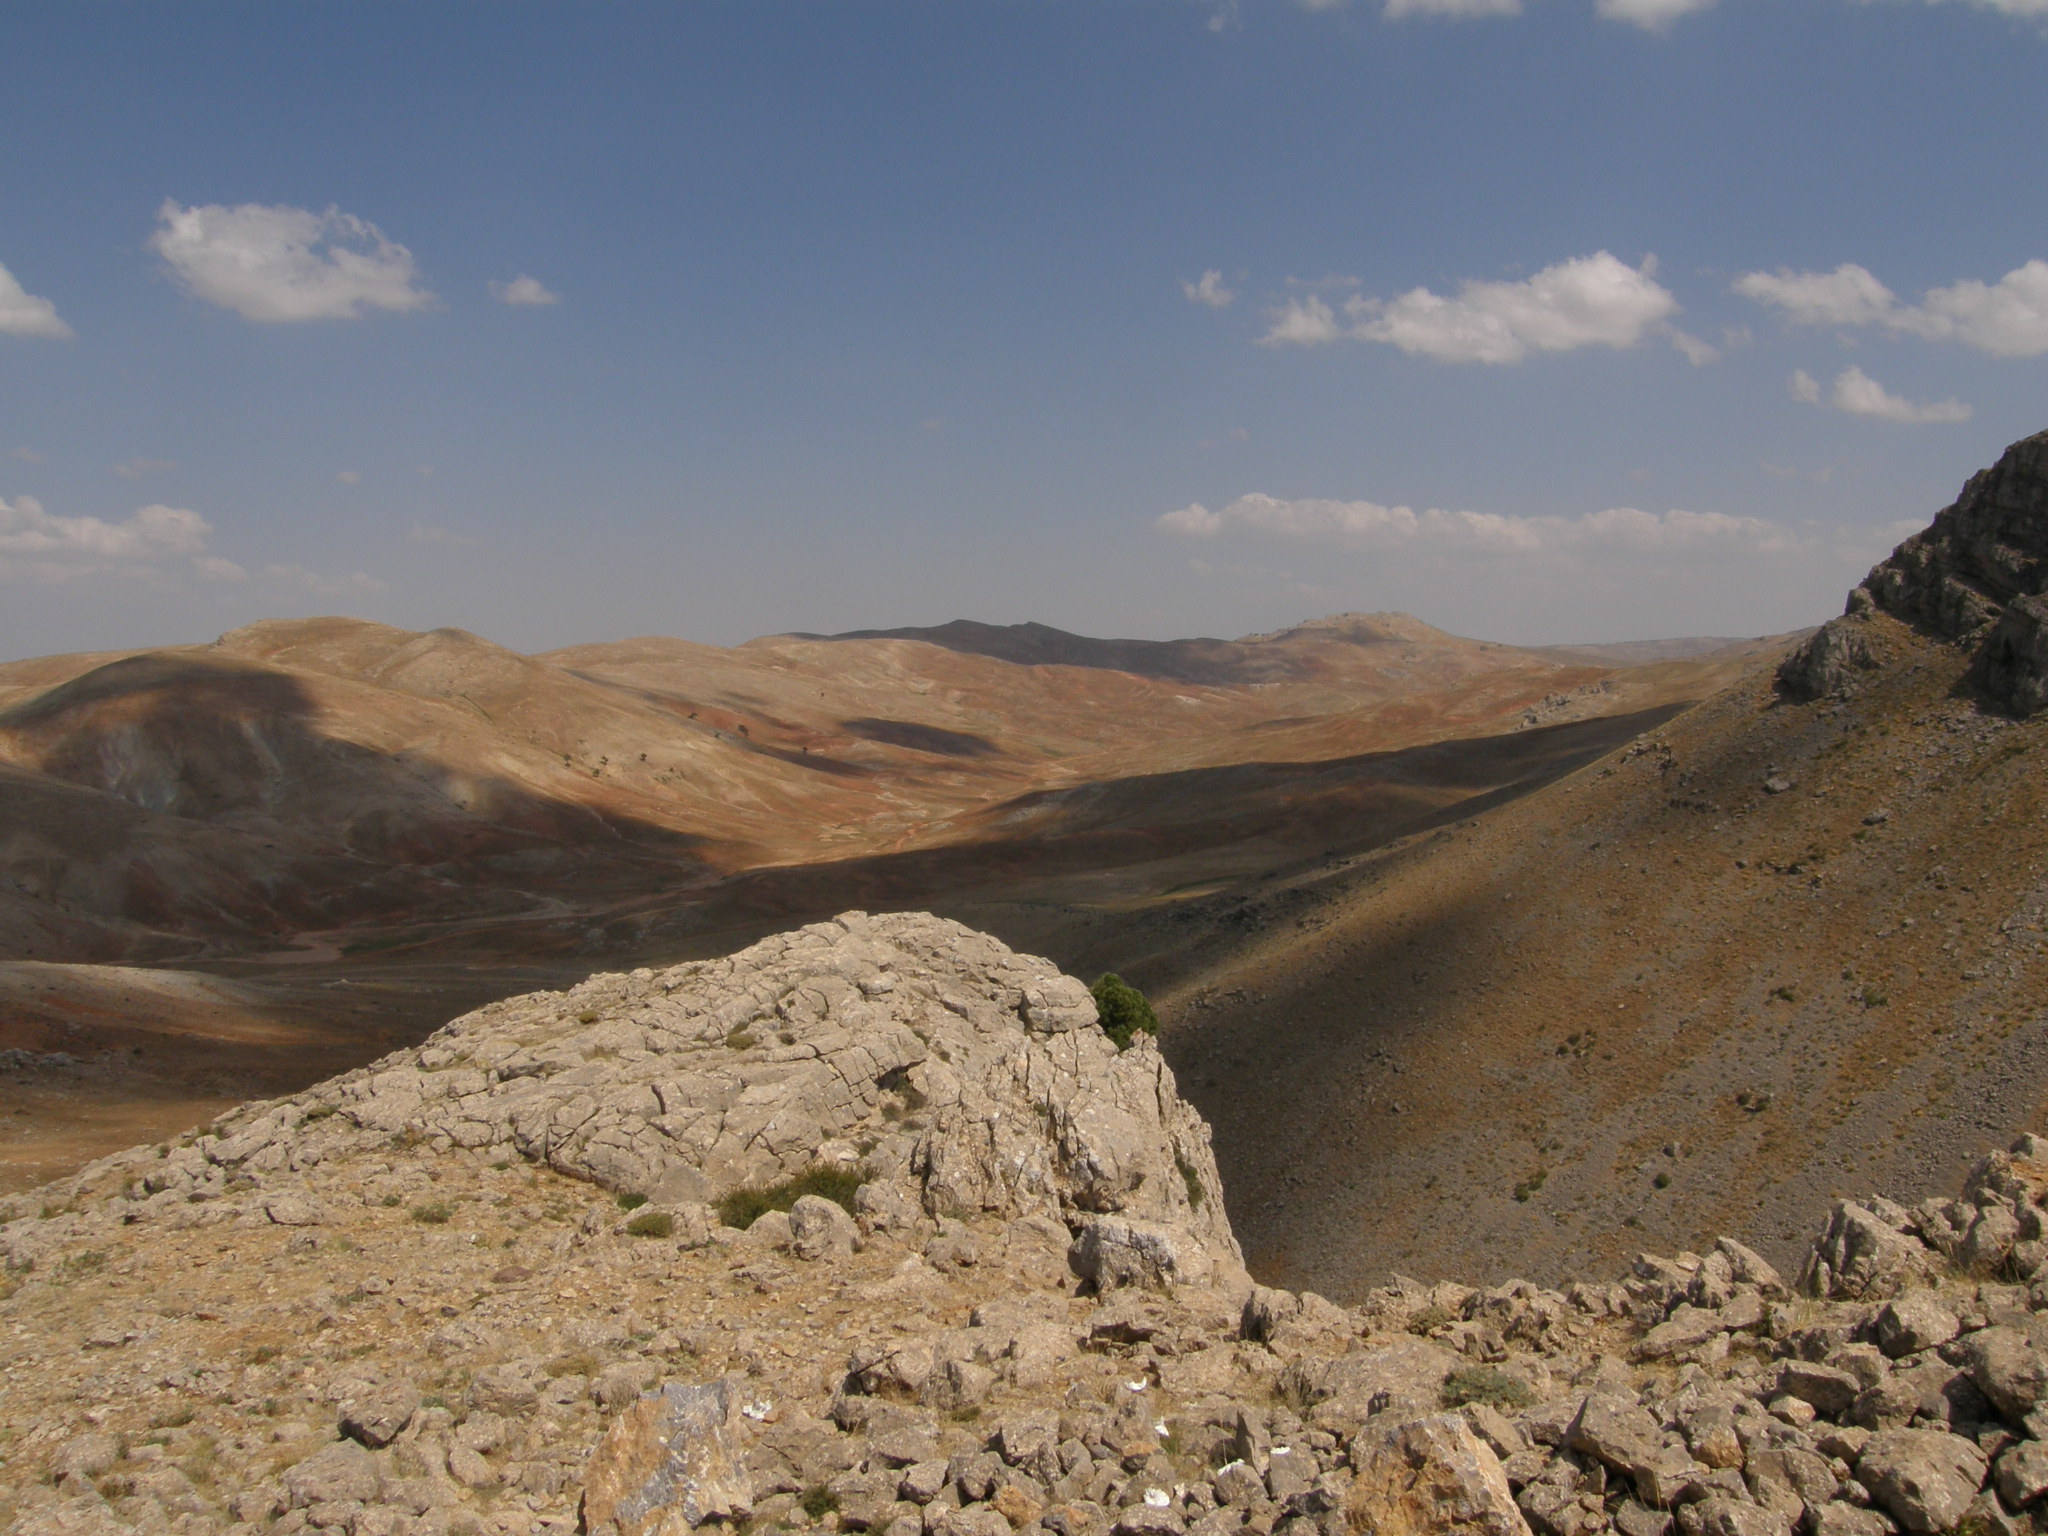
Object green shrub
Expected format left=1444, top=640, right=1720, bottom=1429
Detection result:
left=410, top=1201, right=453, bottom=1225
left=798, top=1487, right=839, bottom=1521
left=715, top=1165, right=864, bottom=1230
left=617, top=1193, right=648, bottom=1211
left=625, top=1210, right=674, bottom=1239
left=1442, top=1366, right=1534, bottom=1411
left=1091, top=974, right=1158, bottom=1051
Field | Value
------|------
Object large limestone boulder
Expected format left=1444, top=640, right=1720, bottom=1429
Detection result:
left=177, top=911, right=1243, bottom=1286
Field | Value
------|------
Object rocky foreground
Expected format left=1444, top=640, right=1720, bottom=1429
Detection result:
left=3, top=914, right=2048, bottom=1536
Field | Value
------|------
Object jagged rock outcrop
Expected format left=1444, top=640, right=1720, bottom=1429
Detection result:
left=50, top=911, right=1239, bottom=1289
left=10, top=916, right=2048, bottom=1536
left=1781, top=428, right=2048, bottom=712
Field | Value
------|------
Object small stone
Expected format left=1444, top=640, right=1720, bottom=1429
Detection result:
left=1768, top=1397, right=1818, bottom=1429
left=1614, top=1501, right=1672, bottom=1536
left=1773, top=1362, right=1861, bottom=1418
left=581, top=1377, right=753, bottom=1535
left=992, top=1485, right=1043, bottom=1530
left=339, top=1381, right=421, bottom=1449
left=50, top=1433, right=122, bottom=1481
left=284, top=1442, right=384, bottom=1510
left=1993, top=1439, right=2048, bottom=1508
left=1856, top=1429, right=1988, bottom=1535
left=1807, top=1504, right=1895, bottom=1536
left=789, top=1195, right=861, bottom=1262
left=1955, top=1327, right=2048, bottom=1420
left=1346, top=1412, right=1531, bottom=1536
left=265, top=1195, right=324, bottom=1227
left=1873, top=1296, right=1959, bottom=1360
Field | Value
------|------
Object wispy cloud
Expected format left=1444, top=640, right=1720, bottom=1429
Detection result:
left=408, top=524, right=479, bottom=548
left=490, top=274, right=560, bottom=306
left=337, top=470, right=361, bottom=485
left=259, top=564, right=389, bottom=596
left=0, top=494, right=387, bottom=598
left=1182, top=270, right=1237, bottom=309
left=151, top=200, right=434, bottom=323
left=1263, top=252, right=1697, bottom=364
left=1383, top=0, right=1520, bottom=17
left=1156, top=493, right=1799, bottom=555
left=1738, top=258, right=2048, bottom=356
left=10, top=447, right=46, bottom=465
left=111, top=458, right=176, bottom=480
left=1790, top=365, right=1971, bottom=424
left=1596, top=0, right=1715, bottom=27
left=0, top=496, right=215, bottom=583
left=0, top=262, right=73, bottom=340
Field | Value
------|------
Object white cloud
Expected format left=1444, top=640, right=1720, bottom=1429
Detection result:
left=0, top=493, right=391, bottom=597
left=111, top=458, right=175, bottom=480
left=490, top=274, right=560, bottom=306
left=1260, top=294, right=1345, bottom=347
left=1596, top=0, right=1715, bottom=27
left=11, top=447, right=46, bottom=465
left=1737, top=258, right=2048, bottom=356
left=0, top=497, right=210, bottom=561
left=1895, top=261, right=2048, bottom=355
left=1735, top=264, right=1899, bottom=327
left=1788, top=369, right=1822, bottom=404
left=1343, top=252, right=1681, bottom=364
left=1156, top=492, right=1799, bottom=556
left=1182, top=270, right=1237, bottom=309
left=1383, top=0, right=1520, bottom=16
left=150, top=199, right=433, bottom=323
left=0, top=262, right=73, bottom=339
left=0, top=496, right=229, bottom=589
left=1806, top=365, right=1973, bottom=424
left=408, top=524, right=479, bottom=548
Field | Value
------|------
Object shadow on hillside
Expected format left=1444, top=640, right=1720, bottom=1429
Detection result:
left=0, top=653, right=715, bottom=946
left=594, top=704, right=1693, bottom=961
left=839, top=718, right=1001, bottom=758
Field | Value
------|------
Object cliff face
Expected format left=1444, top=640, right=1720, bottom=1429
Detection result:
left=9, top=913, right=2048, bottom=1536
left=1782, top=429, right=2048, bottom=713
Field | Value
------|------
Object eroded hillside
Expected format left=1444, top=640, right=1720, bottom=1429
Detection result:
left=0, top=613, right=1763, bottom=1189
left=1153, top=429, right=2048, bottom=1300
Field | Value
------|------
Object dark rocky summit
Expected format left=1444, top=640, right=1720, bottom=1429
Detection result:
left=1782, top=429, right=2048, bottom=712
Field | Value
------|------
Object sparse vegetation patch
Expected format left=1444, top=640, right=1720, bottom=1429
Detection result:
left=715, top=1165, right=864, bottom=1230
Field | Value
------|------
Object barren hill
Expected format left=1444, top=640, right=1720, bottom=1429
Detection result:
left=1148, top=428, right=2048, bottom=1301
left=0, top=610, right=1761, bottom=1187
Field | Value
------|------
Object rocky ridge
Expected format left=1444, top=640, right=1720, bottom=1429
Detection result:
left=6, top=916, right=2048, bottom=1536
left=1781, top=429, right=2048, bottom=712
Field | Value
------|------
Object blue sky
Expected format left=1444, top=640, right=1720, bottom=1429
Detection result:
left=3, top=0, right=2046, bottom=660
